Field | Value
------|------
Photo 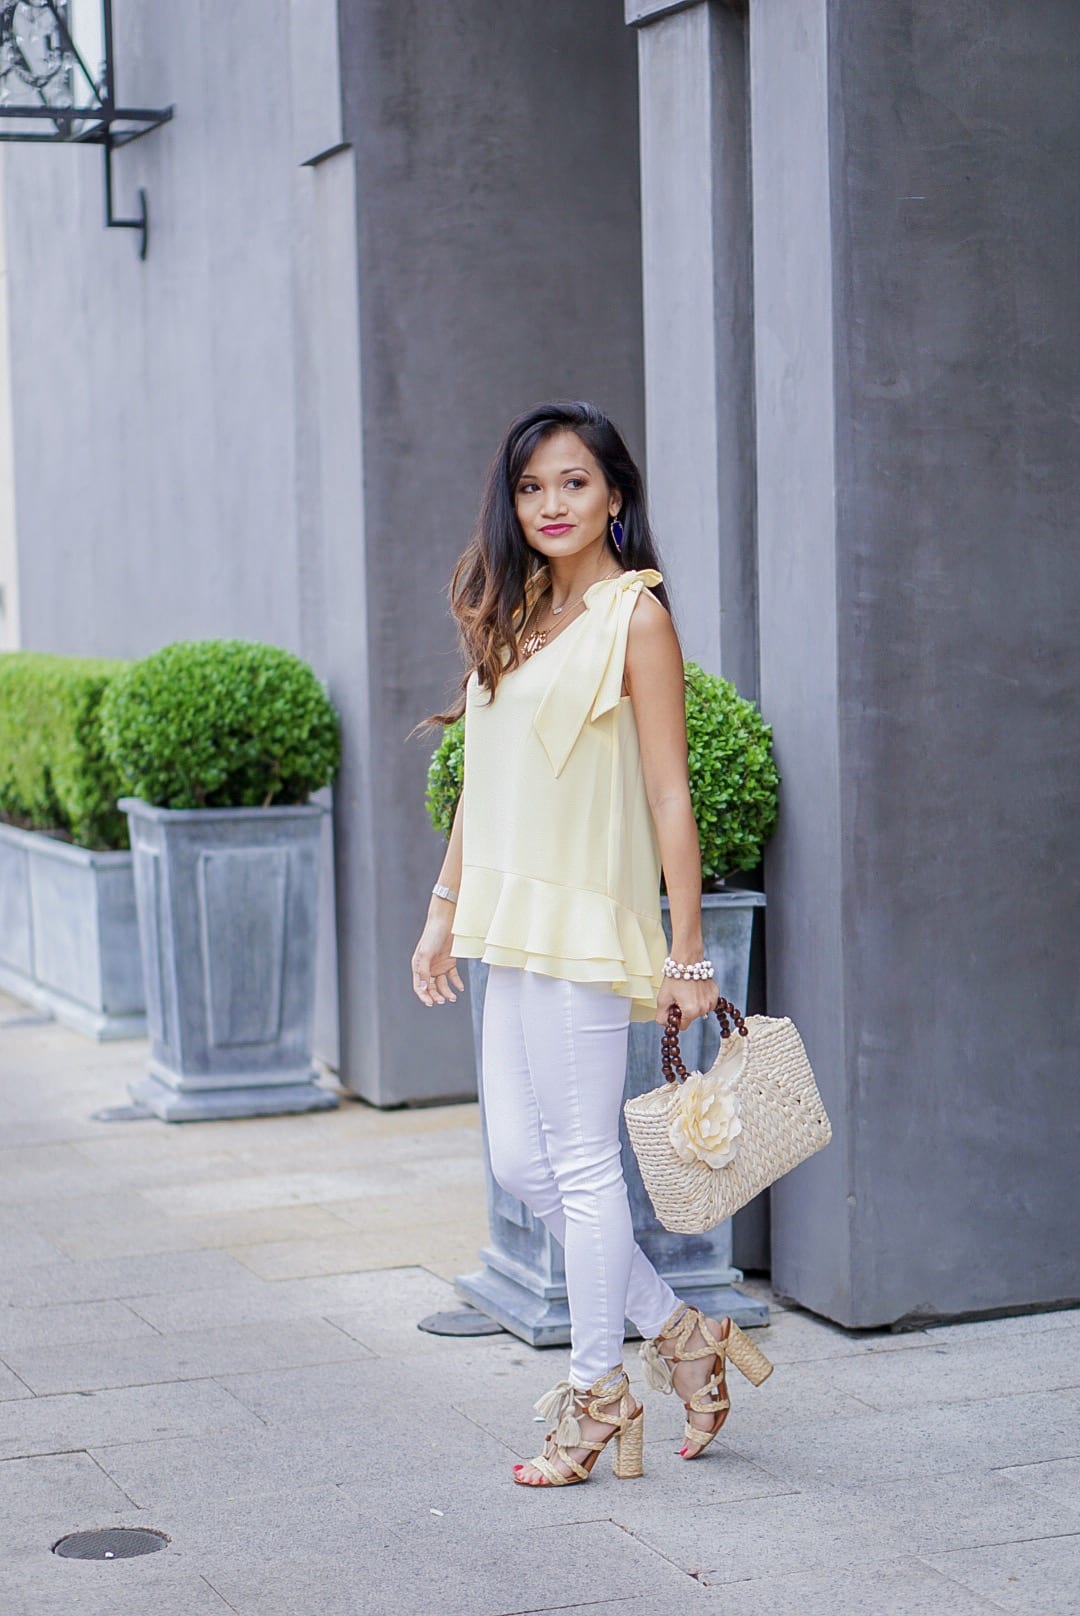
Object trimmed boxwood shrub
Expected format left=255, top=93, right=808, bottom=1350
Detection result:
left=682, top=660, right=779, bottom=885
left=99, top=639, right=340, bottom=811
left=0, top=651, right=132, bottom=850
left=425, top=713, right=465, bottom=847
left=425, top=659, right=779, bottom=888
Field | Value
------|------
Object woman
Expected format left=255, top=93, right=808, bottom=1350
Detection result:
left=410, top=401, right=771, bottom=1487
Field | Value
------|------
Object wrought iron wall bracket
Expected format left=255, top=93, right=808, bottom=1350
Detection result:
left=0, top=1, right=173, bottom=261
left=101, top=111, right=173, bottom=261
left=105, top=161, right=149, bottom=260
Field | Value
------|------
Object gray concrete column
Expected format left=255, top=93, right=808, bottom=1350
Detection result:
left=752, top=0, right=1080, bottom=1324
left=337, top=1, right=645, bottom=1103
left=748, top=0, right=846, bottom=1314
left=288, top=0, right=356, bottom=1077
left=628, top=0, right=757, bottom=698
left=630, top=0, right=767, bottom=1273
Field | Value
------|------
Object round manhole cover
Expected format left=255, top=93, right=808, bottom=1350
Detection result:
left=417, top=1309, right=506, bottom=1337
left=53, top=1527, right=169, bottom=1560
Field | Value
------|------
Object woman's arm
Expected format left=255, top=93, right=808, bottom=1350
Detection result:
left=625, top=595, right=718, bottom=1027
left=411, top=789, right=467, bottom=1007
left=433, top=791, right=465, bottom=904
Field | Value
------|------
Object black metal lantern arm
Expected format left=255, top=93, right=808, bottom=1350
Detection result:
left=0, top=0, right=173, bottom=261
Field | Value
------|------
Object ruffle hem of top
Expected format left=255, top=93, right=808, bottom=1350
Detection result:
left=452, top=864, right=668, bottom=1021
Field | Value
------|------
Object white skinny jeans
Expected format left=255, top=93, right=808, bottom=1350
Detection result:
left=481, top=963, right=679, bottom=1388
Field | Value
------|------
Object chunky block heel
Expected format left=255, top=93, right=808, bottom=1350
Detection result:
left=725, top=1320, right=774, bottom=1387
left=611, top=1406, right=645, bottom=1479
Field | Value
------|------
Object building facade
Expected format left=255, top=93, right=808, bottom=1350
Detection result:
left=2, top=0, right=1076, bottom=1326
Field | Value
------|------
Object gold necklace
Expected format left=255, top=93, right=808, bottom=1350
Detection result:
left=520, top=568, right=623, bottom=659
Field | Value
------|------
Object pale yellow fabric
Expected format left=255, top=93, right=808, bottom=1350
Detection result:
left=452, top=566, right=668, bottom=1022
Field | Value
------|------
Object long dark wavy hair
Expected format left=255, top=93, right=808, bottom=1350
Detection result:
left=416, top=400, right=672, bottom=731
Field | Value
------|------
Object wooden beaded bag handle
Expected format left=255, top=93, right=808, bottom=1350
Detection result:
left=660, top=998, right=749, bottom=1086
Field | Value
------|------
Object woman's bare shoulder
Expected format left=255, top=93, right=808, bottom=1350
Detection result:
left=624, top=585, right=680, bottom=697
left=627, top=584, right=676, bottom=644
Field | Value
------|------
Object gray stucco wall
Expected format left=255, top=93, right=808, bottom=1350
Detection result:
left=0, top=160, right=16, bottom=653
left=757, top=0, right=1080, bottom=1323
left=5, top=3, right=306, bottom=658
left=2, top=1, right=644, bottom=1104
left=2, top=0, right=349, bottom=1070
left=336, top=0, right=645, bottom=1102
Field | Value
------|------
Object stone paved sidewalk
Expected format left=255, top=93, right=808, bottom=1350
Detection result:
left=1, top=988, right=1078, bottom=1616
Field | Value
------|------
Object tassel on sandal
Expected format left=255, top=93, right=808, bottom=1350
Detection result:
left=513, top=1364, right=645, bottom=1486
left=641, top=1302, right=772, bottom=1457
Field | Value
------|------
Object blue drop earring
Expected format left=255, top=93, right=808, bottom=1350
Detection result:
left=610, top=517, right=625, bottom=553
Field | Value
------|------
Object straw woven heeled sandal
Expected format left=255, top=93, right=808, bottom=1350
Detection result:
left=641, top=1302, right=773, bottom=1458
left=513, top=1364, right=645, bottom=1487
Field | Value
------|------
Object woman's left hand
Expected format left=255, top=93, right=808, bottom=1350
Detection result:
left=655, top=977, right=719, bottom=1030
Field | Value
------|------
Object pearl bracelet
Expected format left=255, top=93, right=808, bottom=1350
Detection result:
left=663, top=955, right=715, bottom=981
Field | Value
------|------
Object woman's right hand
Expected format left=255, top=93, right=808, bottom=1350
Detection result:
left=411, top=914, right=466, bottom=1007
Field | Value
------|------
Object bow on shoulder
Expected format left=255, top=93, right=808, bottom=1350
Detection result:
left=532, top=568, right=663, bottom=777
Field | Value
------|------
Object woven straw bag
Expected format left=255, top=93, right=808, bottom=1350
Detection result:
left=624, top=997, right=831, bottom=1234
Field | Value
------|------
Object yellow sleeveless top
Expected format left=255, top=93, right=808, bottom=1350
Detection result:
left=452, top=566, right=667, bottom=1021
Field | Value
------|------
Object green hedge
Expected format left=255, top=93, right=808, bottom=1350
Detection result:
left=0, top=651, right=132, bottom=850
left=426, top=659, right=779, bottom=888
left=682, top=661, right=779, bottom=883
left=99, top=638, right=340, bottom=811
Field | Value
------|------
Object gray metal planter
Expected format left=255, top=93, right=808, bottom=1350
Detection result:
left=0, top=821, right=145, bottom=1038
left=119, top=797, right=337, bottom=1121
left=455, top=888, right=769, bottom=1343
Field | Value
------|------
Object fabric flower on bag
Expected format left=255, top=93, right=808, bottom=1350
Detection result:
left=668, top=1068, right=743, bottom=1170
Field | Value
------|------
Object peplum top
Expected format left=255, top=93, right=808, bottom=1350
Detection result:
left=451, top=566, right=668, bottom=1021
